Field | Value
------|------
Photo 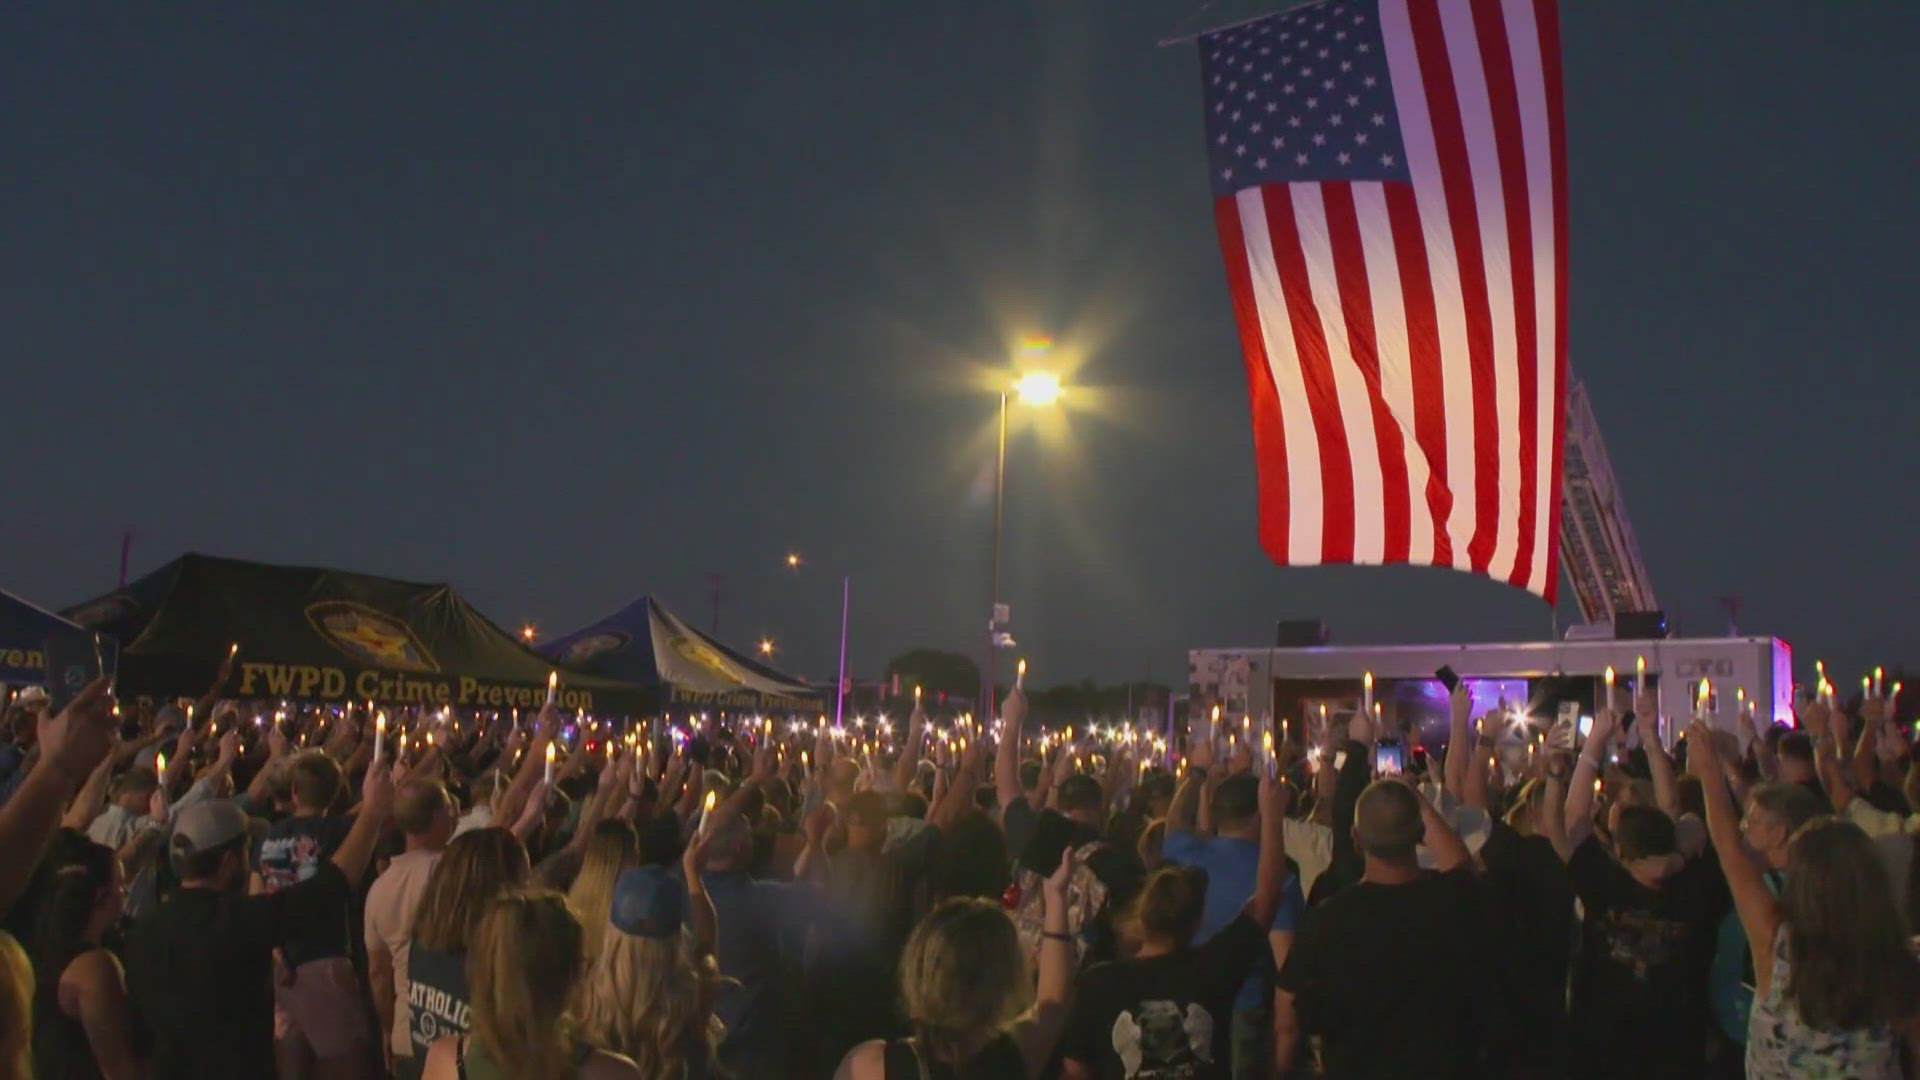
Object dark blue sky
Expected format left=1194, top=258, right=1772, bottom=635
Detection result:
left=4, top=2, right=1914, bottom=690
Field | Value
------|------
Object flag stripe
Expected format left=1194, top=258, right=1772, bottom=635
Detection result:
left=1537, top=0, right=1570, bottom=605
left=1406, top=0, right=1505, bottom=574
left=1469, top=0, right=1541, bottom=589
left=1383, top=178, right=1456, bottom=567
left=1262, top=186, right=1358, bottom=564
left=1350, top=181, right=1437, bottom=566
left=1290, top=183, right=1390, bottom=563
left=1320, top=181, right=1413, bottom=563
left=1237, top=187, right=1327, bottom=562
left=1501, top=0, right=1558, bottom=595
left=1214, top=197, right=1293, bottom=564
left=1380, top=0, right=1475, bottom=569
left=1436, top=0, right=1525, bottom=583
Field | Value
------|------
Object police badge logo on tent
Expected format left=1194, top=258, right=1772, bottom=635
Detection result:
left=305, top=601, right=440, bottom=672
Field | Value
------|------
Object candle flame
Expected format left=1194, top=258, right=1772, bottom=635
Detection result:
left=1604, top=666, right=1615, bottom=685
left=704, top=789, right=717, bottom=813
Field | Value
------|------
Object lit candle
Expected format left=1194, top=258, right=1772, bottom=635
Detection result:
left=228, top=642, right=239, bottom=659
left=1875, top=667, right=1886, bottom=698
left=801, top=750, right=810, bottom=769
left=1363, top=672, right=1374, bottom=718
left=1016, top=659, right=1027, bottom=690
left=1864, top=675, right=1873, bottom=702
left=156, top=750, right=166, bottom=776
left=373, top=712, right=386, bottom=764
left=543, top=741, right=555, bottom=786
left=1696, top=678, right=1711, bottom=723
left=1636, top=655, right=1647, bottom=696
left=1604, top=666, right=1616, bottom=715
left=545, top=671, right=558, bottom=709
left=914, top=685, right=922, bottom=703
left=1282, top=718, right=1291, bottom=744
left=699, top=789, right=718, bottom=835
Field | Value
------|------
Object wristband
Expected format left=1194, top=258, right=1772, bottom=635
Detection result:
left=1041, top=930, right=1073, bottom=943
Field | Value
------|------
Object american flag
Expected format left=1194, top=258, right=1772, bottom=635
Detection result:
left=1201, top=0, right=1567, bottom=601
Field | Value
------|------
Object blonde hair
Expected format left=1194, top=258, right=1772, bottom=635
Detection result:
left=566, top=821, right=638, bottom=963
left=575, top=926, right=722, bottom=1080
left=898, top=897, right=1031, bottom=1068
left=467, top=889, right=586, bottom=1080
left=0, top=931, right=29, bottom=1080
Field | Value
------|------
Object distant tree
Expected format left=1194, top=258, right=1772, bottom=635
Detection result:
left=882, top=649, right=981, bottom=700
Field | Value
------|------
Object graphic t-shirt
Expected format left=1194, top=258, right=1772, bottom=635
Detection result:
left=1063, top=911, right=1266, bottom=1079
left=255, top=813, right=355, bottom=964
left=1566, top=835, right=1729, bottom=1078
left=405, top=945, right=471, bottom=1061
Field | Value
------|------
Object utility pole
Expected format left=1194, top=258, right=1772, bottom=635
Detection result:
left=1719, top=596, right=1741, bottom=637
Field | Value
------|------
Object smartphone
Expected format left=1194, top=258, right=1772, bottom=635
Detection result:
left=1374, top=739, right=1405, bottom=776
left=1436, top=665, right=1461, bottom=693
left=1409, top=745, right=1431, bottom=774
left=44, top=629, right=114, bottom=714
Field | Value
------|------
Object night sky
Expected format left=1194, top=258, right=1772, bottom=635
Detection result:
left=4, top=2, right=1914, bottom=692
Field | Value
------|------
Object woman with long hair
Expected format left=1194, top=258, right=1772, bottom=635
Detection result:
left=576, top=830, right=724, bottom=1079
left=420, top=889, right=638, bottom=1080
left=566, top=820, right=639, bottom=964
left=28, top=830, right=140, bottom=1080
left=833, top=847, right=1078, bottom=1080
left=1690, top=722, right=1920, bottom=1078
left=403, top=827, right=531, bottom=1067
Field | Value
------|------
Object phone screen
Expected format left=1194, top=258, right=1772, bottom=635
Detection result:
left=43, top=630, right=109, bottom=714
left=1374, top=739, right=1405, bottom=776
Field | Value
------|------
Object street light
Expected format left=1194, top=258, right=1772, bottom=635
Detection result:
left=985, top=367, right=1065, bottom=719
left=782, top=552, right=854, bottom=731
left=520, top=624, right=537, bottom=643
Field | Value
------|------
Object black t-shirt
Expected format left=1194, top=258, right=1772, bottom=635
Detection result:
left=126, top=861, right=352, bottom=1080
left=1275, top=866, right=1499, bottom=1079
left=1479, top=817, right=1575, bottom=1055
left=1565, top=835, right=1729, bottom=1078
left=254, top=813, right=355, bottom=965
left=1063, top=911, right=1266, bottom=1079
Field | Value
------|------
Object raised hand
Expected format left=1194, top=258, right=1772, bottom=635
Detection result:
left=1045, top=841, right=1078, bottom=897
left=39, top=677, right=116, bottom=787
left=1001, top=685, right=1029, bottom=733
left=1684, top=721, right=1719, bottom=779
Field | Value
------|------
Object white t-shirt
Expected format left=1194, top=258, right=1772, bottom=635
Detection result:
left=363, top=848, right=443, bottom=1058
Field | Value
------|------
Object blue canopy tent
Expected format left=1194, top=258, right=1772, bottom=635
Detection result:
left=1, top=588, right=89, bottom=685
left=543, top=596, right=824, bottom=713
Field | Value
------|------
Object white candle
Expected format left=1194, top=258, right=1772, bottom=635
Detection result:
left=1696, top=678, right=1711, bottom=723
left=1636, top=655, right=1647, bottom=697
left=545, top=671, right=558, bottom=709
left=543, top=741, right=555, bottom=786
left=1604, top=666, right=1616, bottom=715
left=373, top=712, right=386, bottom=764
left=698, top=788, right=718, bottom=834
left=1363, top=672, right=1374, bottom=718
left=1016, top=659, right=1027, bottom=690
left=1875, top=667, right=1886, bottom=698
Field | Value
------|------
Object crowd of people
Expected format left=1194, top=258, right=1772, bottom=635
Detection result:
left=3, top=657, right=1920, bottom=1079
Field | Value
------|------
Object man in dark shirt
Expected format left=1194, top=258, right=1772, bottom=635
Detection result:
left=1564, top=809, right=1728, bottom=1079
left=126, top=762, right=392, bottom=1080
left=1276, top=774, right=1503, bottom=1079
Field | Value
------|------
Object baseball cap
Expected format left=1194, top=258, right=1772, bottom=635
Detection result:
left=608, top=865, right=683, bottom=939
left=171, top=800, right=252, bottom=857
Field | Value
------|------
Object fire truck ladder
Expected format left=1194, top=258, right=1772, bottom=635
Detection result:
left=1558, top=376, right=1658, bottom=624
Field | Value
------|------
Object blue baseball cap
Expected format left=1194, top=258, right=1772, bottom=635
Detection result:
left=609, top=865, right=683, bottom=939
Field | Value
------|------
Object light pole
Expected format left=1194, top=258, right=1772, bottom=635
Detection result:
left=984, top=371, right=1063, bottom=719
left=785, top=552, right=853, bottom=729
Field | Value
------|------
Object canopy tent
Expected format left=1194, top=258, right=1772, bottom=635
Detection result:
left=543, top=595, right=824, bottom=713
left=63, top=553, right=657, bottom=714
left=0, top=588, right=90, bottom=685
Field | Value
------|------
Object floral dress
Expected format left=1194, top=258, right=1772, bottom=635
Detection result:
left=1746, top=925, right=1900, bottom=1079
